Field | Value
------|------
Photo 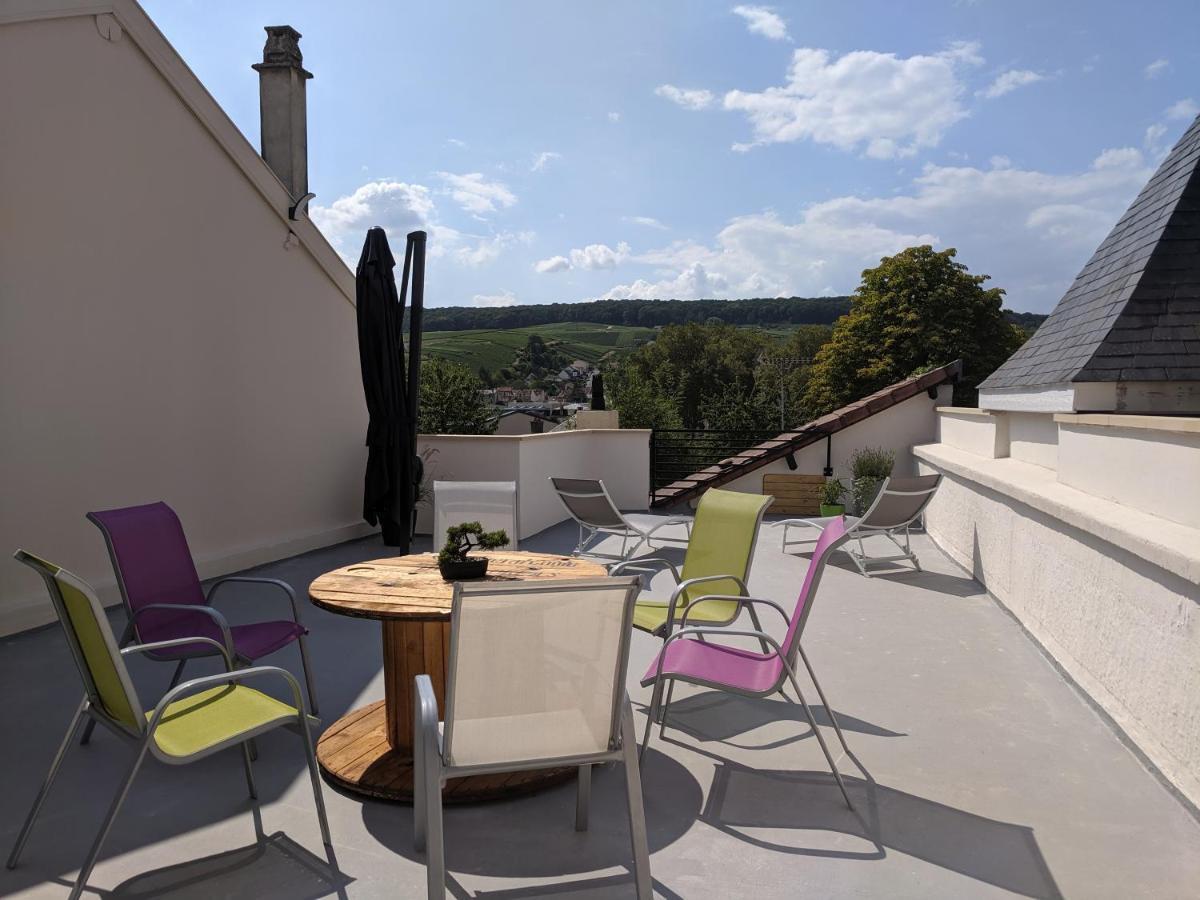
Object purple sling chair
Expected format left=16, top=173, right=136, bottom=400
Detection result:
left=80, top=502, right=319, bottom=743
left=640, top=516, right=857, bottom=808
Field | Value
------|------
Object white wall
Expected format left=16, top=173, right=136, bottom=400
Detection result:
left=0, top=9, right=369, bottom=634
left=716, top=386, right=950, bottom=498
left=416, top=430, right=651, bottom=540
left=915, top=410, right=1200, bottom=808
left=1008, top=412, right=1059, bottom=470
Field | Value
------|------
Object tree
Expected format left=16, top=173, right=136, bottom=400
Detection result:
left=802, top=246, right=1026, bottom=415
left=608, top=368, right=682, bottom=430
left=418, top=358, right=496, bottom=435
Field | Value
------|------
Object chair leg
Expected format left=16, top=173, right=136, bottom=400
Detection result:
left=575, top=764, right=591, bottom=832
left=640, top=677, right=666, bottom=761
left=71, top=741, right=150, bottom=900
left=796, top=645, right=852, bottom=758
left=745, top=605, right=772, bottom=655
left=297, top=633, right=320, bottom=717
left=7, top=702, right=87, bottom=870
left=782, top=669, right=852, bottom=810
left=296, top=714, right=334, bottom=853
left=168, top=657, right=188, bottom=689
left=241, top=741, right=258, bottom=800
left=620, top=702, right=653, bottom=900
left=658, top=679, right=676, bottom=741
left=78, top=719, right=97, bottom=747
left=423, top=755, right=445, bottom=899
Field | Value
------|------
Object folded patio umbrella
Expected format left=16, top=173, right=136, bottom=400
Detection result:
left=356, top=226, right=412, bottom=548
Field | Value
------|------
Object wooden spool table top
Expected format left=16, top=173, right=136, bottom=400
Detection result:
left=309, top=551, right=607, bottom=621
left=309, top=550, right=607, bottom=803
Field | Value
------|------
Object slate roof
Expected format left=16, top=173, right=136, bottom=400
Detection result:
left=981, top=115, right=1200, bottom=390
left=650, top=360, right=961, bottom=508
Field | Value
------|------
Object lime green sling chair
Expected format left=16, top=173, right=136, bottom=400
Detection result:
left=612, top=488, right=773, bottom=637
left=7, top=550, right=334, bottom=900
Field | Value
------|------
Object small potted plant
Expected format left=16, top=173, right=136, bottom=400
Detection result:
left=850, top=446, right=895, bottom=515
left=819, top=478, right=846, bottom=517
left=438, top=521, right=509, bottom=581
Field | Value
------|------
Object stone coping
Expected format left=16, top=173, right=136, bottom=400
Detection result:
left=914, top=442, right=1200, bottom=584
left=935, top=406, right=995, bottom=417
left=1054, top=413, right=1200, bottom=434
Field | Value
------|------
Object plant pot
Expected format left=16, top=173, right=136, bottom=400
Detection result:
left=820, top=503, right=845, bottom=517
left=438, top=557, right=489, bottom=581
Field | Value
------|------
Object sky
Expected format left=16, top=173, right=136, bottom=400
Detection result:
left=144, top=0, right=1200, bottom=313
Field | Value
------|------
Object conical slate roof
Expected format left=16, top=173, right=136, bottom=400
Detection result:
left=981, top=116, right=1200, bottom=390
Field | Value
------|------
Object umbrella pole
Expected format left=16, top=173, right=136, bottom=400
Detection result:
left=406, top=231, right=427, bottom=542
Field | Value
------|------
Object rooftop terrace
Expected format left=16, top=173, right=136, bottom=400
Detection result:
left=4, top=521, right=1197, bottom=899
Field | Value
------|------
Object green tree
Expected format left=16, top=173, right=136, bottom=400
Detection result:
left=803, top=246, right=1025, bottom=415
left=418, top=358, right=496, bottom=435
left=608, top=368, right=682, bottom=430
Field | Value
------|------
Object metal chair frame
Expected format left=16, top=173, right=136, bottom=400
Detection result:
left=776, top=475, right=942, bottom=576
left=7, top=551, right=332, bottom=900
left=412, top=578, right=651, bottom=900
left=549, top=476, right=691, bottom=563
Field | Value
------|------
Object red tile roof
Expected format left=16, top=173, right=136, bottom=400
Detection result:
left=650, top=360, right=962, bottom=508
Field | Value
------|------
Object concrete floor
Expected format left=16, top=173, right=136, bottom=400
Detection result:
left=2, top=519, right=1199, bottom=899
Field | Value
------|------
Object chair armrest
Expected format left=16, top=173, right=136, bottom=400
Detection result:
left=146, top=665, right=306, bottom=732
left=129, top=604, right=235, bottom=659
left=609, top=557, right=682, bottom=582
left=414, top=674, right=443, bottom=761
left=679, top=594, right=790, bottom=628
left=207, top=577, right=302, bottom=624
left=121, top=637, right=233, bottom=671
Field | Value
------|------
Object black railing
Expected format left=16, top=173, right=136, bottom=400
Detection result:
left=650, top=429, right=781, bottom=498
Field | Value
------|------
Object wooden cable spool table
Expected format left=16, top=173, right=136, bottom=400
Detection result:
left=309, top=550, right=606, bottom=802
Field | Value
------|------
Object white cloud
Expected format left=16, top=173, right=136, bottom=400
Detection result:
left=722, top=42, right=983, bottom=157
left=531, top=151, right=562, bottom=172
left=979, top=69, right=1044, bottom=99
left=655, top=84, right=716, bottom=111
left=436, top=171, right=517, bottom=216
left=446, top=137, right=468, bottom=148
left=595, top=148, right=1152, bottom=310
left=608, top=111, right=621, bottom=123
left=310, top=180, right=525, bottom=271
left=534, top=242, right=631, bottom=273
left=471, top=290, right=519, bottom=307
left=1144, top=58, right=1170, bottom=79
left=624, top=215, right=669, bottom=230
left=1167, top=98, right=1199, bottom=120
left=533, top=255, right=571, bottom=273
left=731, top=5, right=789, bottom=41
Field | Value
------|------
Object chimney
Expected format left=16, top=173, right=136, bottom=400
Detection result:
left=252, top=25, right=312, bottom=200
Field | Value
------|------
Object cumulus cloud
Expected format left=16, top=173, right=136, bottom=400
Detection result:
left=979, top=69, right=1044, bottom=99
left=1144, top=58, right=1169, bottom=79
left=436, top=171, right=517, bottom=216
left=533, top=255, right=571, bottom=274
left=534, top=242, right=632, bottom=273
left=471, top=290, right=518, bottom=307
left=723, top=42, right=983, bottom=157
left=310, top=179, right=524, bottom=271
left=1167, top=98, right=1199, bottom=120
left=531, top=151, right=562, bottom=172
left=655, top=84, right=716, bottom=111
left=595, top=148, right=1152, bottom=310
left=624, top=215, right=669, bottom=230
left=731, top=5, right=789, bottom=41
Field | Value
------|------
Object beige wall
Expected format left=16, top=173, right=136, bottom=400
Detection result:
left=0, top=11, right=369, bottom=634
left=916, top=410, right=1200, bottom=807
left=415, top=430, right=651, bottom=540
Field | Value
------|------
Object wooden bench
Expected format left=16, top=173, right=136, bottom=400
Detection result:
left=762, top=473, right=825, bottom=515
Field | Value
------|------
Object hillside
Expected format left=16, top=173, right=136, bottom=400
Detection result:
left=419, top=322, right=657, bottom=373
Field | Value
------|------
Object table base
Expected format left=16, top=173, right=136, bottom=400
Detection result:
left=315, top=701, right=577, bottom=803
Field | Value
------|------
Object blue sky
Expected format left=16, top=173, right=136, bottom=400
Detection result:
left=145, top=1, right=1200, bottom=312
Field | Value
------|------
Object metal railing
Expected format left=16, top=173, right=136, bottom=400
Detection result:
left=650, top=429, right=781, bottom=498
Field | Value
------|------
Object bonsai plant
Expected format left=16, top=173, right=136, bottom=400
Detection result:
left=850, top=447, right=894, bottom=515
left=819, top=478, right=847, bottom=517
left=438, top=521, right=509, bottom=581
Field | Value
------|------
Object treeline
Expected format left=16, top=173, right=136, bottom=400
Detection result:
left=411, top=296, right=851, bottom=332
left=410, top=295, right=1045, bottom=334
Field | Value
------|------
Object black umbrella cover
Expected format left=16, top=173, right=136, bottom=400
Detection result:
left=356, top=227, right=413, bottom=548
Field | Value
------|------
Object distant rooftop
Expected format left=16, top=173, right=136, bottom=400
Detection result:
left=982, top=115, right=1200, bottom=392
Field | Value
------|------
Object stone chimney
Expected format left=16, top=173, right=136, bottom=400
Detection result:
left=252, top=25, right=311, bottom=200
